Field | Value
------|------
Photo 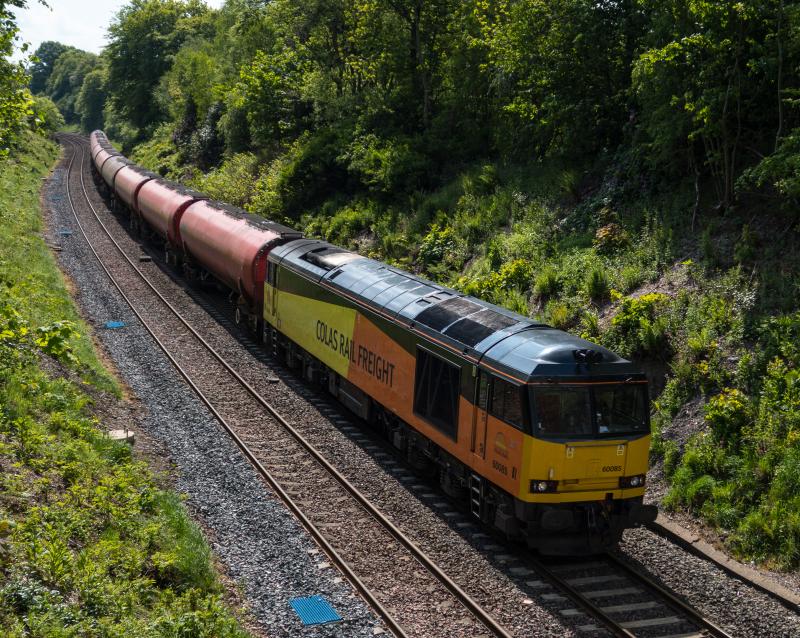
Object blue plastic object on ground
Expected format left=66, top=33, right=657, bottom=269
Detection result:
left=104, top=321, right=126, bottom=329
left=289, top=595, right=342, bottom=626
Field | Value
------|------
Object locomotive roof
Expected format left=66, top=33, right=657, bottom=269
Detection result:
left=270, top=239, right=636, bottom=382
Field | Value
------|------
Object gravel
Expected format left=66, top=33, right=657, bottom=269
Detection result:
left=47, top=142, right=385, bottom=637
left=618, top=526, right=800, bottom=636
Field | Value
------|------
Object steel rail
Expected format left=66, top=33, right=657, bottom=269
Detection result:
left=59, top=134, right=513, bottom=638
left=526, top=556, right=638, bottom=638
left=528, top=551, right=736, bottom=638
left=604, top=552, right=735, bottom=638
left=59, top=135, right=410, bottom=638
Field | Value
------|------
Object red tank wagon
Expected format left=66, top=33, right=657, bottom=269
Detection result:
left=99, top=154, right=131, bottom=192
left=179, top=200, right=301, bottom=327
left=114, top=164, right=158, bottom=212
left=135, top=179, right=205, bottom=252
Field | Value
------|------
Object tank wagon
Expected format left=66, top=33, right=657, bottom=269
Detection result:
left=90, top=130, right=656, bottom=553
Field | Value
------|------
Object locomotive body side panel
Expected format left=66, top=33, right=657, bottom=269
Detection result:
left=265, top=264, right=529, bottom=497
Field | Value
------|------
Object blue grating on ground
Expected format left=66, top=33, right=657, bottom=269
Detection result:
left=289, top=595, right=342, bottom=626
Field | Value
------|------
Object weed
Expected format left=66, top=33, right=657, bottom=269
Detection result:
left=586, top=266, right=609, bottom=303
left=533, top=265, right=560, bottom=301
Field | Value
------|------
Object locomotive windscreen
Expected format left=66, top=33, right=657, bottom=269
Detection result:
left=531, top=384, right=648, bottom=438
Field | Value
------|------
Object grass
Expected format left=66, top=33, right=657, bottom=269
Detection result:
left=0, top=130, right=117, bottom=394
left=0, top=131, right=250, bottom=636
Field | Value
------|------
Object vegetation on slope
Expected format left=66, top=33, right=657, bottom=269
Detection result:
left=29, top=0, right=800, bottom=569
left=0, top=131, right=250, bottom=637
left=0, top=4, right=252, bottom=629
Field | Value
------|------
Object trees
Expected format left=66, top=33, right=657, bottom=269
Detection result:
left=0, top=0, right=34, bottom=153
left=105, top=0, right=215, bottom=133
left=633, top=0, right=793, bottom=210
left=46, top=49, right=99, bottom=124
left=29, top=40, right=70, bottom=94
left=476, top=0, right=647, bottom=159
left=76, top=68, right=107, bottom=132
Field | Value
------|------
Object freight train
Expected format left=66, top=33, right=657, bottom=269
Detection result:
left=89, top=130, right=657, bottom=554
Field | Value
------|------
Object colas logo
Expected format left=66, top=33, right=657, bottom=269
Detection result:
left=494, top=432, right=509, bottom=459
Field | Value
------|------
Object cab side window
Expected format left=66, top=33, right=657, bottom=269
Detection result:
left=488, top=376, right=525, bottom=431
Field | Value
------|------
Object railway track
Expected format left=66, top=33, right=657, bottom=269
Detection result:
left=527, top=554, right=733, bottom=638
left=59, top=134, right=513, bottom=638
left=180, top=294, right=744, bottom=638
left=55, top=133, right=777, bottom=638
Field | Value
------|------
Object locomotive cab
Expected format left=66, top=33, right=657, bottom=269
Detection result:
left=471, top=331, right=658, bottom=554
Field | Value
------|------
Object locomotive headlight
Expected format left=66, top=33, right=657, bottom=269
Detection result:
left=530, top=480, right=558, bottom=493
left=619, top=474, right=646, bottom=488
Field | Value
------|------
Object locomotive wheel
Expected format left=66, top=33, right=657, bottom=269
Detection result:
left=235, top=306, right=243, bottom=325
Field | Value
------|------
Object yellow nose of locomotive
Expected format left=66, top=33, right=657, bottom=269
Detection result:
left=522, top=435, right=650, bottom=503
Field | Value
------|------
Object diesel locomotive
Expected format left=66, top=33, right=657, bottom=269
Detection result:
left=89, top=130, right=657, bottom=554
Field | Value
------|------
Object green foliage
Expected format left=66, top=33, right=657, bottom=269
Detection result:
left=663, top=312, right=800, bottom=569
left=130, top=124, right=183, bottom=177
left=0, top=1, right=34, bottom=155
left=738, top=128, right=800, bottom=207
left=605, top=292, right=670, bottom=358
left=457, top=259, right=533, bottom=307
left=0, top=136, right=249, bottom=635
left=189, top=153, right=259, bottom=207
left=593, top=222, right=630, bottom=255
left=106, top=0, right=214, bottom=132
left=29, top=96, right=65, bottom=134
left=341, top=133, right=429, bottom=195
left=249, top=129, right=344, bottom=218
left=29, top=41, right=71, bottom=95
left=533, top=265, right=560, bottom=301
left=0, top=131, right=114, bottom=389
left=585, top=266, right=609, bottom=303
left=75, top=68, right=107, bottom=133
left=45, top=48, right=100, bottom=124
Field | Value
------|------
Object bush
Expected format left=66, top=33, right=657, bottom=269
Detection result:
left=341, top=133, right=429, bottom=195
left=30, top=96, right=65, bottom=135
left=545, top=300, right=572, bottom=329
left=704, top=388, right=751, bottom=445
left=189, top=153, right=259, bottom=208
left=419, top=223, right=458, bottom=268
left=252, top=129, right=345, bottom=218
left=586, top=266, right=609, bottom=303
left=533, top=265, right=560, bottom=300
left=593, top=222, right=629, bottom=254
left=686, top=475, right=716, bottom=510
left=324, top=204, right=374, bottom=247
left=604, top=292, right=669, bottom=357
